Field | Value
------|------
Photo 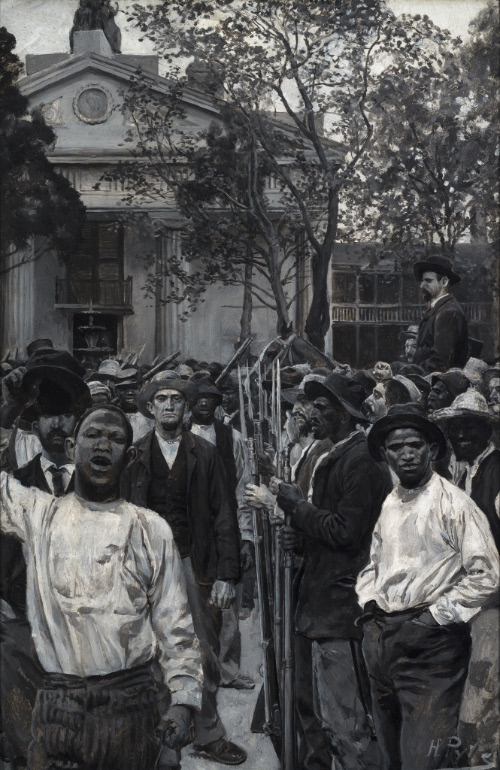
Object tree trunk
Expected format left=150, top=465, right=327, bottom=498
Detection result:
left=304, top=198, right=338, bottom=351
left=268, top=239, right=292, bottom=338
left=304, top=245, right=333, bottom=351
left=240, top=256, right=253, bottom=340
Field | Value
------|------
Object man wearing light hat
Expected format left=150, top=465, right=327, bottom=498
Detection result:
left=398, top=325, right=419, bottom=363
left=123, top=372, right=246, bottom=768
left=357, top=403, right=499, bottom=770
left=412, top=254, right=468, bottom=372
left=433, top=390, right=499, bottom=766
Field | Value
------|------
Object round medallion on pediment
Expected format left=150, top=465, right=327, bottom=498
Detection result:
left=73, top=84, right=113, bottom=124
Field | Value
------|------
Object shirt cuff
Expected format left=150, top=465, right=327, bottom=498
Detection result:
left=428, top=601, right=480, bottom=626
left=169, top=677, right=202, bottom=712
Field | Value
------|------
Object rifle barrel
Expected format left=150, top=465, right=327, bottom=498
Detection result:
left=215, top=337, right=252, bottom=387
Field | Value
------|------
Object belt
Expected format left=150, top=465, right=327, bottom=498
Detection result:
left=42, top=660, right=154, bottom=691
left=357, top=601, right=428, bottom=626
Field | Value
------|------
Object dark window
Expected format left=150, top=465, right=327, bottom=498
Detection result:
left=359, top=274, right=375, bottom=304
left=332, top=272, right=356, bottom=303
left=67, top=222, right=123, bottom=305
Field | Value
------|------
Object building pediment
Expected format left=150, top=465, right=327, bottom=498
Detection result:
left=19, top=48, right=226, bottom=165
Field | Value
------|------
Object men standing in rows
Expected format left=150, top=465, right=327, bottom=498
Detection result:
left=123, top=372, right=247, bottom=768
left=276, top=373, right=392, bottom=770
left=189, top=373, right=255, bottom=690
left=1, top=404, right=203, bottom=770
left=1, top=352, right=92, bottom=770
left=357, top=403, right=499, bottom=770
left=434, top=391, right=500, bottom=766
left=413, top=254, right=468, bottom=372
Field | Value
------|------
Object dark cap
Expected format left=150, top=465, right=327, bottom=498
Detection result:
left=368, top=403, right=447, bottom=462
left=304, top=372, right=368, bottom=422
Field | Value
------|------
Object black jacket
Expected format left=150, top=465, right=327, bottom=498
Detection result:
left=290, top=433, right=392, bottom=639
left=414, top=294, right=468, bottom=372
left=469, top=449, right=500, bottom=555
left=122, top=429, right=241, bottom=586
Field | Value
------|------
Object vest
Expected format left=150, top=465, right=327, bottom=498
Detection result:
left=147, top=435, right=191, bottom=557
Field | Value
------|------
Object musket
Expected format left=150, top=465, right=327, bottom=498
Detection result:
left=247, top=427, right=282, bottom=751
left=273, top=362, right=283, bottom=686
left=215, top=337, right=252, bottom=388
left=281, top=445, right=297, bottom=770
left=142, top=350, right=181, bottom=381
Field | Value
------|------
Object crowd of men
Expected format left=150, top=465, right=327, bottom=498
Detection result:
left=0, top=252, right=498, bottom=770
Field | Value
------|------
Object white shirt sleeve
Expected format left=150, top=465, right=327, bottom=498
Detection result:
left=142, top=511, right=203, bottom=711
left=0, top=471, right=43, bottom=541
left=429, top=493, right=500, bottom=625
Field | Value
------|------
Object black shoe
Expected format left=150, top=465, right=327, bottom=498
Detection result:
left=194, top=737, right=247, bottom=765
left=220, top=675, right=255, bottom=690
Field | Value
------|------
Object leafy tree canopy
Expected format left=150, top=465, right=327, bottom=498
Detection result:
left=0, top=27, right=85, bottom=275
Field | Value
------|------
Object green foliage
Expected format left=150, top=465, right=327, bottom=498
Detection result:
left=0, top=26, right=86, bottom=273
left=341, top=4, right=499, bottom=259
left=109, top=1, right=496, bottom=346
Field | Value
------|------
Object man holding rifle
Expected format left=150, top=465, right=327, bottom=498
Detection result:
left=276, top=373, right=392, bottom=770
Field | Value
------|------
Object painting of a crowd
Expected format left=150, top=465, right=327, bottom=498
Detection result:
left=0, top=250, right=498, bottom=770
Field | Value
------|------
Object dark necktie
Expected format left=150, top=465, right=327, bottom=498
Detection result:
left=47, top=465, right=66, bottom=497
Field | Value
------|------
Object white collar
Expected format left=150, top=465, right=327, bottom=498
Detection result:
left=430, top=292, right=451, bottom=308
left=39, top=454, right=74, bottom=474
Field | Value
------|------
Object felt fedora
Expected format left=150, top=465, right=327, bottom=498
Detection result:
left=398, top=325, right=419, bottom=342
left=189, top=372, right=223, bottom=404
left=431, top=370, right=470, bottom=399
left=368, top=403, right=447, bottom=462
left=137, top=371, right=199, bottom=418
left=413, top=254, right=461, bottom=285
left=21, top=349, right=91, bottom=422
left=304, top=372, right=368, bottom=422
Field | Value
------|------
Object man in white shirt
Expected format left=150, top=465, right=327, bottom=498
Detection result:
left=357, top=403, right=499, bottom=770
left=1, top=356, right=91, bottom=770
left=0, top=404, right=203, bottom=770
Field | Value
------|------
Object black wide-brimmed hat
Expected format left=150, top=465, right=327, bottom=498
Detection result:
left=304, top=372, right=368, bottom=422
left=21, top=349, right=91, bottom=422
left=413, top=254, right=461, bottom=286
left=137, top=371, right=199, bottom=418
left=368, top=403, right=447, bottom=462
left=189, top=372, right=223, bottom=405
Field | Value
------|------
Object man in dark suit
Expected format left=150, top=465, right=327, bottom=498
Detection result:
left=412, top=254, right=468, bottom=372
left=277, top=373, right=392, bottom=770
left=189, top=373, right=255, bottom=691
left=123, top=372, right=246, bottom=769
left=0, top=355, right=91, bottom=770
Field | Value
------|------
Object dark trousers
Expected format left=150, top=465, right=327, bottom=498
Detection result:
left=295, top=633, right=377, bottom=770
left=1, top=616, right=45, bottom=770
left=29, top=663, right=159, bottom=770
left=362, top=610, right=471, bottom=770
left=181, top=558, right=225, bottom=746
